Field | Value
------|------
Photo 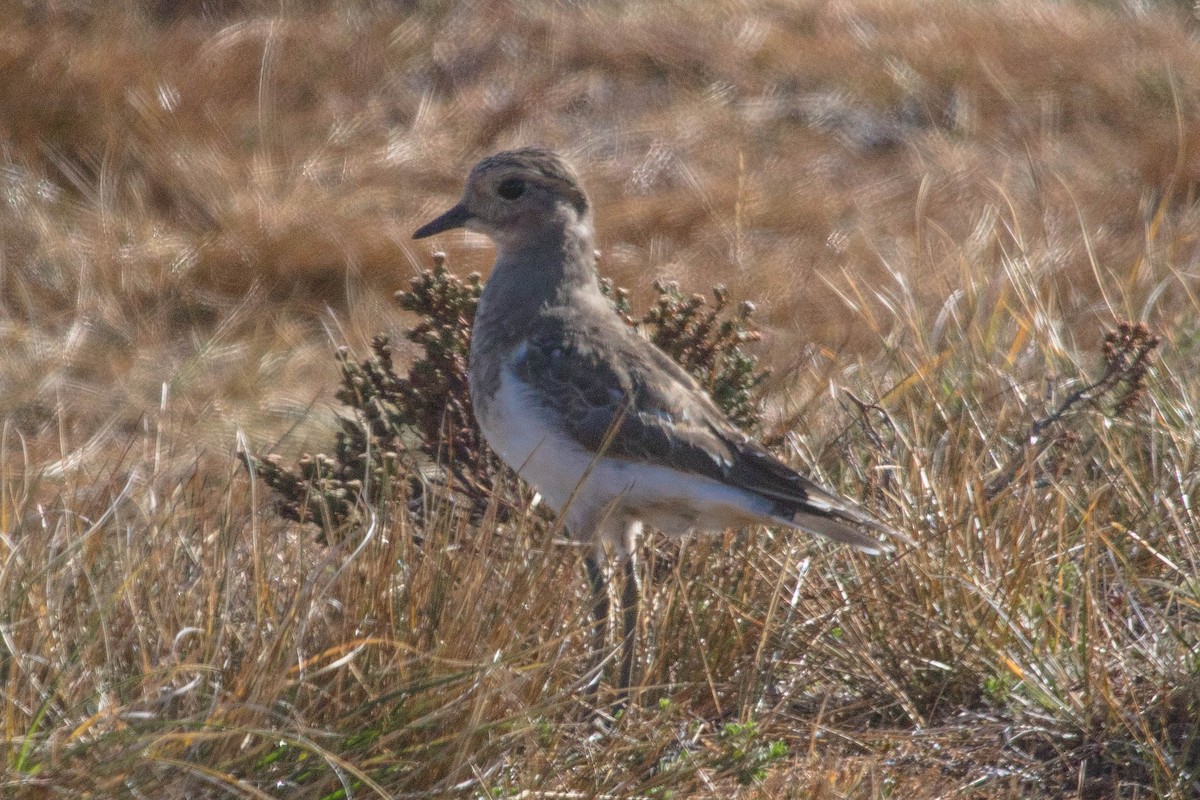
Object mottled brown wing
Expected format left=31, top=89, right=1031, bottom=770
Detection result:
left=511, top=317, right=877, bottom=523
left=512, top=316, right=740, bottom=479
left=510, top=314, right=901, bottom=549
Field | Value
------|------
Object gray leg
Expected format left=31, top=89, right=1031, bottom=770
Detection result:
left=584, top=554, right=609, bottom=696
left=617, top=552, right=640, bottom=698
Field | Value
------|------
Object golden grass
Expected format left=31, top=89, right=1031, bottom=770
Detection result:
left=2, top=1, right=1200, bottom=797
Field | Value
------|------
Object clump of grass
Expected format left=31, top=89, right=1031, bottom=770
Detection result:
left=984, top=317, right=1163, bottom=499
left=774, top=245, right=1196, bottom=793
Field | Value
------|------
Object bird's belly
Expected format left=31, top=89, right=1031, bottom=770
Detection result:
left=593, top=460, right=772, bottom=536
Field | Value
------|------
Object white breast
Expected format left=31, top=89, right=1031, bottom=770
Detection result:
left=476, top=365, right=598, bottom=516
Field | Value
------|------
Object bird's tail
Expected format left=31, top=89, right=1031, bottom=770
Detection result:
left=771, top=489, right=911, bottom=555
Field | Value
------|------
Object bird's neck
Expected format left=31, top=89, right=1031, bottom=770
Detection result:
left=469, top=215, right=602, bottom=413
left=489, top=215, right=602, bottom=314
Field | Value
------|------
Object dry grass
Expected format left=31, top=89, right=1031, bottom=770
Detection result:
left=2, top=1, right=1200, bottom=797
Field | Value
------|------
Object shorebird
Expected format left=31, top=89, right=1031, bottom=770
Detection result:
left=413, top=147, right=901, bottom=697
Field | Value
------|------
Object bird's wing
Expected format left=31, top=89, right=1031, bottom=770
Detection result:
left=512, top=315, right=737, bottom=478
left=511, top=315, right=898, bottom=550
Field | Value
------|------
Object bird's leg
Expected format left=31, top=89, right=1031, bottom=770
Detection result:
left=617, top=550, right=641, bottom=703
left=583, top=553, right=609, bottom=697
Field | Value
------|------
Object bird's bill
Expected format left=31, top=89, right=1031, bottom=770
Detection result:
left=412, top=202, right=470, bottom=239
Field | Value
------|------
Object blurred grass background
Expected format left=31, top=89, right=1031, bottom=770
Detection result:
left=1, top=1, right=1199, bottom=797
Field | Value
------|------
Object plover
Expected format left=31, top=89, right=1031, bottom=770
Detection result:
left=413, top=147, right=901, bottom=696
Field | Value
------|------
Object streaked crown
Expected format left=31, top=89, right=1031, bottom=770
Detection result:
left=471, top=148, right=589, bottom=216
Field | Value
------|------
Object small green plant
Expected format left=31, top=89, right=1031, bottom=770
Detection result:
left=713, top=721, right=788, bottom=786
left=249, top=256, right=769, bottom=533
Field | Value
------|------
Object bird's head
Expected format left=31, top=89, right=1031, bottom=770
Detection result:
left=413, top=147, right=592, bottom=253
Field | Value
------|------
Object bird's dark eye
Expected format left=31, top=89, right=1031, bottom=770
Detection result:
left=496, top=177, right=525, bottom=200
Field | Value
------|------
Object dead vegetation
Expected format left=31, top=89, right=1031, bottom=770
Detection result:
left=2, top=1, right=1200, bottom=797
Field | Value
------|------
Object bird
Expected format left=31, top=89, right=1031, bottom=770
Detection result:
left=412, top=147, right=902, bottom=699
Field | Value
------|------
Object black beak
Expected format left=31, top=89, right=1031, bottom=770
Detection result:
left=412, top=202, right=470, bottom=239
